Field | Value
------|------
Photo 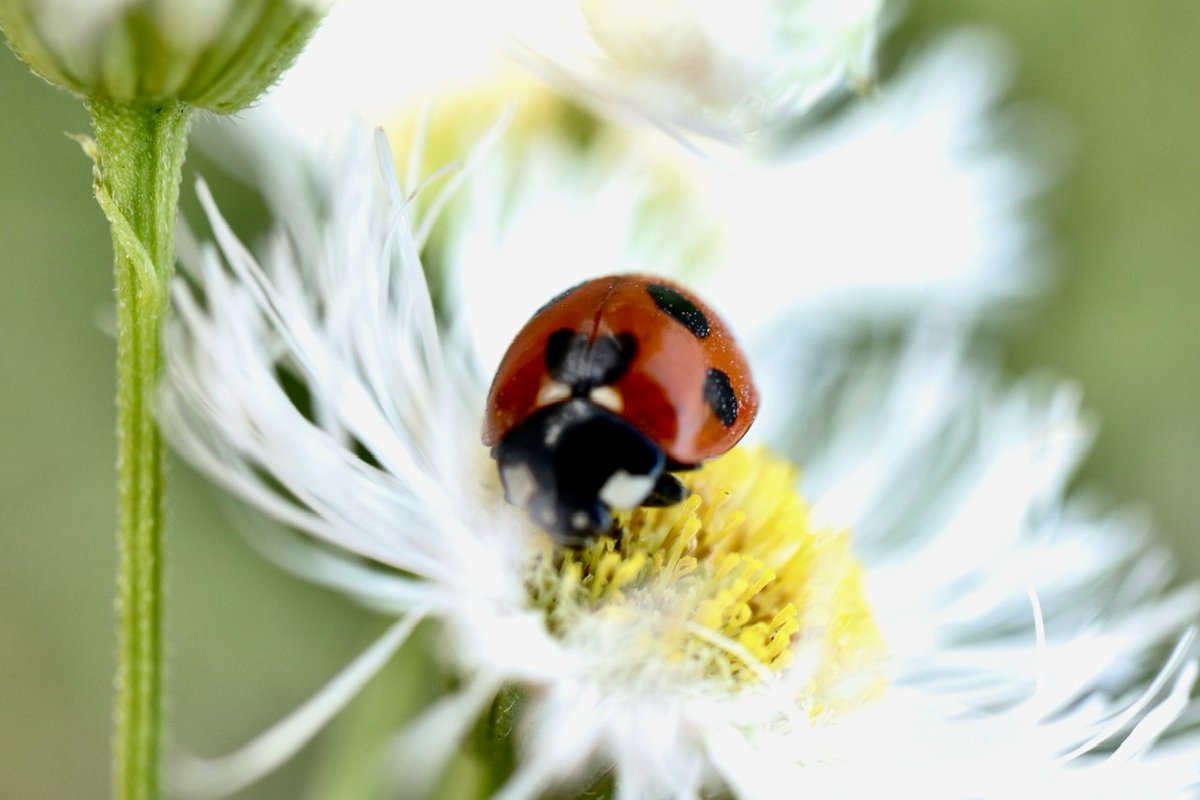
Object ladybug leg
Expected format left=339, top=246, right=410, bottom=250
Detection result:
left=604, top=517, right=625, bottom=546
left=641, top=473, right=687, bottom=507
left=549, top=502, right=614, bottom=549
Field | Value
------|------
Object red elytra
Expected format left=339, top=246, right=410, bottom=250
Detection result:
left=483, top=274, right=758, bottom=466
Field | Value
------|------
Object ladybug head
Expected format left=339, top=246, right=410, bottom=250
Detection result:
left=493, top=398, right=685, bottom=545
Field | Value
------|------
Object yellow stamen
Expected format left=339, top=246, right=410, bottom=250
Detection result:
left=526, top=447, right=887, bottom=717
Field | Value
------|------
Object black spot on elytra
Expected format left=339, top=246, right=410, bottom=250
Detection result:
left=704, top=368, right=738, bottom=427
left=647, top=283, right=709, bottom=339
left=545, top=329, right=638, bottom=389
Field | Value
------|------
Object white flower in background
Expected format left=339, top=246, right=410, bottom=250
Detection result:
left=258, top=0, right=885, bottom=145
left=162, top=115, right=1200, bottom=797
left=530, top=0, right=887, bottom=141
left=263, top=0, right=519, bottom=140
left=0, top=0, right=330, bottom=110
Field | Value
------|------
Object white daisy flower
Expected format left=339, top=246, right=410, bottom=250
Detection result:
left=162, top=117, right=1200, bottom=797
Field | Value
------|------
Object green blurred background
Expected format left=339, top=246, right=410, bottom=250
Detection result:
left=1, top=3, right=1197, bottom=798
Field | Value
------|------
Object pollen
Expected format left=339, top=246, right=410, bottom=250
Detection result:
left=525, top=447, right=887, bottom=716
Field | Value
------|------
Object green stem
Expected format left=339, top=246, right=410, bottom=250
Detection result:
left=88, top=98, right=191, bottom=800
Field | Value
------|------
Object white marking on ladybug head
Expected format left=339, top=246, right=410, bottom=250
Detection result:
left=571, top=511, right=590, bottom=530
left=545, top=420, right=565, bottom=447
left=502, top=464, right=538, bottom=507
left=588, top=385, right=624, bottom=413
left=536, top=380, right=572, bottom=408
left=599, top=470, right=656, bottom=510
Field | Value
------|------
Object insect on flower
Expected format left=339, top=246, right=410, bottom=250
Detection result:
left=484, top=274, right=758, bottom=544
left=162, top=121, right=1200, bottom=800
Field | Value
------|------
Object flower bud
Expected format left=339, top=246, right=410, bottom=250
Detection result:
left=0, top=0, right=330, bottom=112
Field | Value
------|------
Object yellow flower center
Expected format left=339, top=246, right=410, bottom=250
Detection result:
left=526, top=447, right=886, bottom=718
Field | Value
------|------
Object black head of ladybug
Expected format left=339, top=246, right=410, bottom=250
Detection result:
left=493, top=398, right=686, bottom=545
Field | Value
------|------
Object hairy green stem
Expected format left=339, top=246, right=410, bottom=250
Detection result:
left=88, top=98, right=191, bottom=800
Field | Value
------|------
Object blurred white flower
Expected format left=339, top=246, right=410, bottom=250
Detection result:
left=259, top=0, right=885, bottom=145
left=523, top=0, right=886, bottom=141
left=0, top=0, right=329, bottom=110
left=263, top=0, right=518, bottom=139
left=162, top=123, right=1200, bottom=798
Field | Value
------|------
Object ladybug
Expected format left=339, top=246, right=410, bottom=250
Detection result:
left=483, top=274, right=758, bottom=545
